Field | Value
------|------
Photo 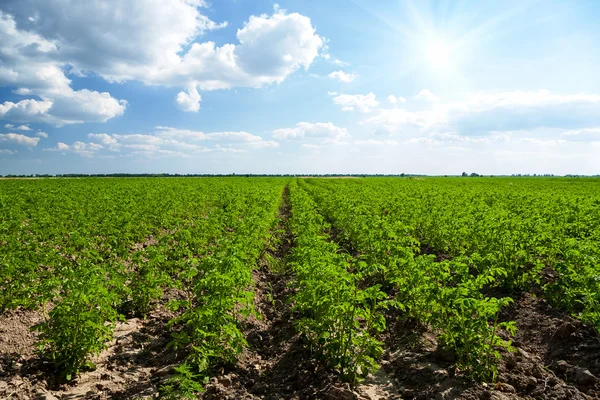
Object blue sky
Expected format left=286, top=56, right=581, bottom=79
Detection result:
left=1, top=0, right=600, bottom=175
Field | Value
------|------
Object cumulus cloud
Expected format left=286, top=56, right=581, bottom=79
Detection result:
left=0, top=133, right=40, bottom=146
left=48, top=126, right=278, bottom=157
left=4, top=124, right=33, bottom=131
left=88, top=133, right=118, bottom=145
left=72, top=141, right=103, bottom=157
left=387, top=95, right=406, bottom=105
left=363, top=90, right=600, bottom=136
left=328, top=70, right=358, bottom=83
left=36, top=131, right=48, bottom=138
left=44, top=141, right=102, bottom=156
left=0, top=13, right=127, bottom=125
left=176, top=84, right=202, bottom=112
left=330, top=92, right=379, bottom=113
left=273, top=122, right=348, bottom=140
left=153, top=127, right=278, bottom=147
left=0, top=2, right=324, bottom=124
left=155, top=126, right=207, bottom=141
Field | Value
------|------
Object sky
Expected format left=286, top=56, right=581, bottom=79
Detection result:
left=1, top=0, right=600, bottom=175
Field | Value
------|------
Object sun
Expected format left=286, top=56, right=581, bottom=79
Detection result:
left=424, top=37, right=453, bottom=70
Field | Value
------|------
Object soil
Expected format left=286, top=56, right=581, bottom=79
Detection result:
left=0, top=290, right=185, bottom=400
left=201, top=185, right=346, bottom=400
left=377, top=295, right=600, bottom=400
left=2, top=186, right=599, bottom=399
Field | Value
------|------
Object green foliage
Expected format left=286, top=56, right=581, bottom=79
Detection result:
left=545, top=239, right=600, bottom=329
left=2, top=175, right=600, bottom=389
left=163, top=180, right=286, bottom=396
left=160, top=362, right=207, bottom=399
left=1, top=177, right=287, bottom=389
left=288, top=180, right=386, bottom=382
left=300, top=178, right=528, bottom=381
left=32, top=262, right=121, bottom=380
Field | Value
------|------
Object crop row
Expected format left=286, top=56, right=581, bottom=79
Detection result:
left=0, top=178, right=286, bottom=397
left=287, top=180, right=387, bottom=382
left=302, top=178, right=600, bottom=331
left=300, top=179, right=516, bottom=380
left=1, top=176, right=599, bottom=397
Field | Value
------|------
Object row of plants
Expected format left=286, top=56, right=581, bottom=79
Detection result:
left=287, top=180, right=387, bottom=382
left=302, top=177, right=600, bottom=330
left=1, top=176, right=598, bottom=392
left=301, top=178, right=517, bottom=380
left=163, top=180, right=286, bottom=398
left=0, top=178, right=225, bottom=311
left=0, top=178, right=287, bottom=390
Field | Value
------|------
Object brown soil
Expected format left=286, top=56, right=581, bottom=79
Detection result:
left=418, top=244, right=453, bottom=262
left=374, top=293, right=600, bottom=400
left=0, top=290, right=186, bottom=400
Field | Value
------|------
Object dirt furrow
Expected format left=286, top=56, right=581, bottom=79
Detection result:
left=202, top=184, right=342, bottom=399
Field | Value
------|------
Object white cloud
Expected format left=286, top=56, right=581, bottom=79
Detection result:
left=88, top=133, right=118, bottom=145
left=205, top=131, right=265, bottom=142
left=0, top=133, right=40, bottom=146
left=153, top=127, right=276, bottom=146
left=332, top=59, right=349, bottom=67
left=363, top=90, right=600, bottom=136
left=155, top=126, right=207, bottom=141
left=0, top=149, right=15, bottom=154
left=36, top=131, right=48, bottom=138
left=45, top=141, right=101, bottom=156
left=331, top=92, right=379, bottom=113
left=72, top=141, right=103, bottom=157
left=176, top=84, right=202, bottom=112
left=12, top=124, right=32, bottom=131
left=0, top=99, right=54, bottom=124
left=273, top=122, right=348, bottom=140
left=0, top=13, right=128, bottom=125
left=0, top=3, right=323, bottom=124
left=4, top=124, right=14, bottom=129
left=328, top=70, right=358, bottom=83
left=416, top=89, right=441, bottom=102
left=560, top=128, right=600, bottom=142
left=387, top=95, right=406, bottom=105
left=66, top=126, right=279, bottom=157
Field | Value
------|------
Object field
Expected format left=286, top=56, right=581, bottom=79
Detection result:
left=0, top=177, right=599, bottom=400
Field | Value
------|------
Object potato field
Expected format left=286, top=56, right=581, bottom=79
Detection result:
left=1, top=177, right=599, bottom=400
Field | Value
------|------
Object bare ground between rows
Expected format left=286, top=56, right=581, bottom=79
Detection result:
left=202, top=184, right=399, bottom=400
left=373, top=292, right=600, bottom=400
left=202, top=184, right=345, bottom=399
left=0, top=289, right=188, bottom=400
